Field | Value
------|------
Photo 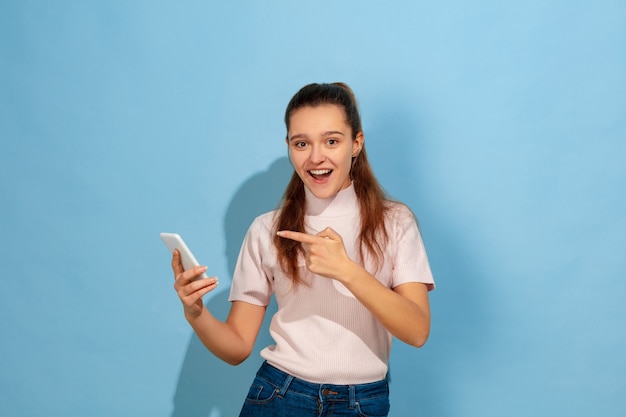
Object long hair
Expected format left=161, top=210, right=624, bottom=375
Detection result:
left=273, top=82, right=390, bottom=284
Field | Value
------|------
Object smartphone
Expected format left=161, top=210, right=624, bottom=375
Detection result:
left=160, top=232, right=209, bottom=280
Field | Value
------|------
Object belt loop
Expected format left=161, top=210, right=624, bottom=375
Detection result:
left=279, top=374, right=295, bottom=397
left=349, top=385, right=356, bottom=408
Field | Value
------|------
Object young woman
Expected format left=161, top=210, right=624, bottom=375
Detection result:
left=171, top=82, right=434, bottom=416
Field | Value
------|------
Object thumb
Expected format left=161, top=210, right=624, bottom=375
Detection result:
left=318, top=227, right=342, bottom=241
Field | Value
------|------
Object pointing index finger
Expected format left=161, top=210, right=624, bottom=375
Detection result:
left=277, top=230, right=318, bottom=244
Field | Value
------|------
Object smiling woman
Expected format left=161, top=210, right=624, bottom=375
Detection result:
left=170, top=82, right=435, bottom=417
left=286, top=104, right=362, bottom=199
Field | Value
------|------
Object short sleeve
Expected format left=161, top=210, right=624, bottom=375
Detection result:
left=389, top=205, right=435, bottom=290
left=228, top=214, right=275, bottom=306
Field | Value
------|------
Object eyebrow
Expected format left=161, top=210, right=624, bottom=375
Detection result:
left=288, top=130, right=346, bottom=141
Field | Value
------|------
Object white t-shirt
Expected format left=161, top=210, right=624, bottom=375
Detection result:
left=229, top=183, right=434, bottom=384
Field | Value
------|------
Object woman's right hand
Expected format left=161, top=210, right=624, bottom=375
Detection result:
left=171, top=249, right=219, bottom=319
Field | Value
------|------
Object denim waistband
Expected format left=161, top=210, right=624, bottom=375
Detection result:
left=255, top=361, right=389, bottom=407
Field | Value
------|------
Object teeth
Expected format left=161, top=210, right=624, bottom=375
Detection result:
left=310, top=169, right=332, bottom=175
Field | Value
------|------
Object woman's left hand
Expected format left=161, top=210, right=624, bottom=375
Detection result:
left=277, top=227, right=352, bottom=280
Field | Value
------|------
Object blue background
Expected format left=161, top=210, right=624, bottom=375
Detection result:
left=1, top=1, right=625, bottom=416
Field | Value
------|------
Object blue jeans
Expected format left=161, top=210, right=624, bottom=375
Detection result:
left=238, top=361, right=390, bottom=417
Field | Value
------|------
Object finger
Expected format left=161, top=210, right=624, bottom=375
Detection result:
left=317, top=227, right=342, bottom=241
left=178, top=278, right=219, bottom=302
left=175, top=265, right=209, bottom=284
left=277, top=230, right=319, bottom=244
left=177, top=275, right=218, bottom=294
left=171, top=249, right=184, bottom=276
left=194, top=281, right=218, bottom=298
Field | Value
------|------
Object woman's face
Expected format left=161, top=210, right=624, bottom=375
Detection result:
left=287, top=104, right=363, bottom=199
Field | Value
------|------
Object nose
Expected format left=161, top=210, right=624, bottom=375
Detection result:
left=309, top=144, right=326, bottom=163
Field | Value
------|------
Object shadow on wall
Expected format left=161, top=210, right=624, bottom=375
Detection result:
left=170, top=157, right=292, bottom=417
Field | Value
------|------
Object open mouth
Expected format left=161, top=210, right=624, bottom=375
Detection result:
left=308, top=169, right=332, bottom=180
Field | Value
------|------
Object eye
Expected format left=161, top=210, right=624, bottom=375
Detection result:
left=326, top=138, right=338, bottom=146
left=293, top=141, right=308, bottom=149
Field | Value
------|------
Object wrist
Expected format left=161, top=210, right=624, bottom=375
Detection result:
left=337, top=259, right=361, bottom=286
left=184, top=305, right=206, bottom=322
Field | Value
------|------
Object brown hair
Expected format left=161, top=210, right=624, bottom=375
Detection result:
left=273, top=82, right=390, bottom=284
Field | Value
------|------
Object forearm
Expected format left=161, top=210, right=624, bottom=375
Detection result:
left=340, top=262, right=431, bottom=347
left=185, top=306, right=254, bottom=365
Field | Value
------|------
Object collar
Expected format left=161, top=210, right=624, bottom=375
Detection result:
left=304, top=182, right=359, bottom=217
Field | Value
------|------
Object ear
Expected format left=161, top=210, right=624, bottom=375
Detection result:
left=352, top=132, right=364, bottom=157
